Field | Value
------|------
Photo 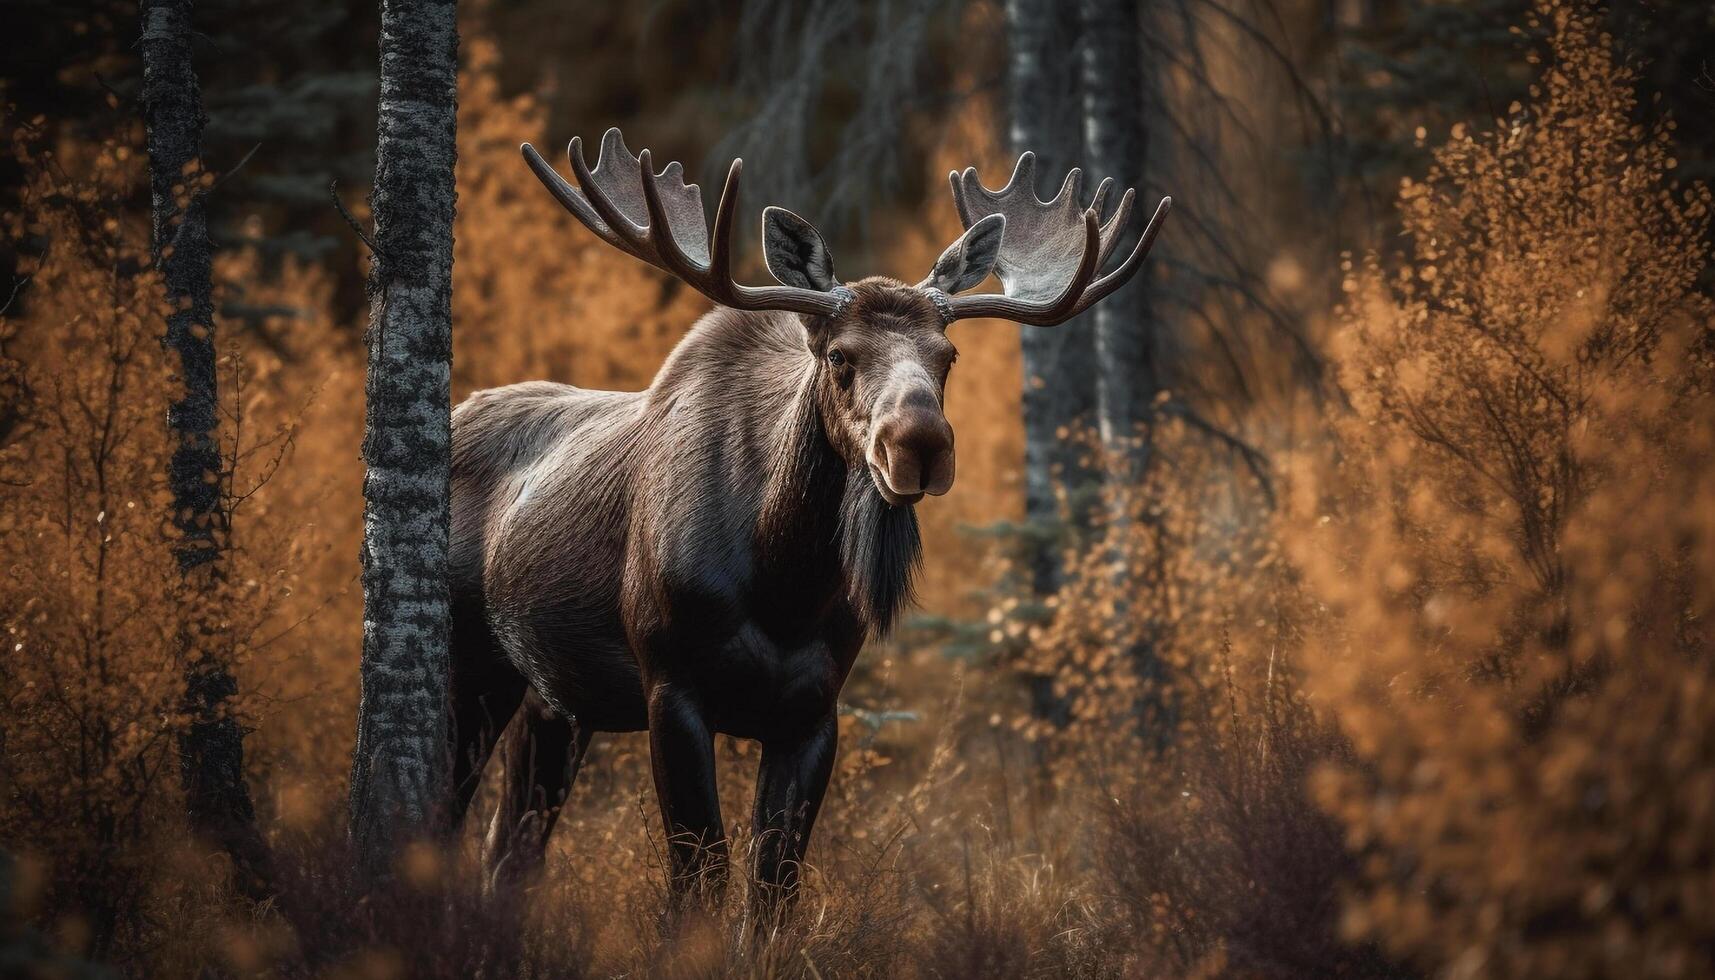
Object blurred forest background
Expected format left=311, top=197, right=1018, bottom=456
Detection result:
left=3, top=0, right=1715, bottom=976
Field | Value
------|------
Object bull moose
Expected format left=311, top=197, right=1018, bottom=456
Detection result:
left=448, top=127, right=1169, bottom=906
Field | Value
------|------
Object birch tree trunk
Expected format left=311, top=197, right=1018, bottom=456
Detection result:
left=1079, top=0, right=1155, bottom=459
left=1005, top=0, right=1098, bottom=598
left=348, top=0, right=459, bottom=866
left=140, top=0, right=269, bottom=888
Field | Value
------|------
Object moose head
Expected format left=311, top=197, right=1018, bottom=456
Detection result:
left=521, top=129, right=1170, bottom=507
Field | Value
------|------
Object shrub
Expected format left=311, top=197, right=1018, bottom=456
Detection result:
left=1295, top=3, right=1715, bottom=975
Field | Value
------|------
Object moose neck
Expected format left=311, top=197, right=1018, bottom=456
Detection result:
left=749, top=316, right=922, bottom=637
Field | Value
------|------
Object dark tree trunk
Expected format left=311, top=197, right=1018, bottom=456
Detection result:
left=1005, top=0, right=1099, bottom=599
left=1079, top=0, right=1175, bottom=747
left=348, top=0, right=459, bottom=867
left=140, top=0, right=269, bottom=889
left=1079, top=0, right=1156, bottom=458
left=1007, top=0, right=1099, bottom=730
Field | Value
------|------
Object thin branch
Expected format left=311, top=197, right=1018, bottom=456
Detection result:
left=328, top=179, right=379, bottom=257
left=212, top=142, right=263, bottom=190
left=0, top=276, right=31, bottom=317
left=246, top=576, right=355, bottom=653
left=1157, top=399, right=1275, bottom=505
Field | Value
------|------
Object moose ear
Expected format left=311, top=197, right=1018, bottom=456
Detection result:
left=920, top=213, right=1004, bottom=294
left=762, top=206, right=839, bottom=293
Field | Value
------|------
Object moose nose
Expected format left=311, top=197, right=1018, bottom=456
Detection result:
left=871, top=409, right=955, bottom=499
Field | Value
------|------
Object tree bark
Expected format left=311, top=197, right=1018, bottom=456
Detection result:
left=1079, top=0, right=1156, bottom=459
left=1005, top=0, right=1099, bottom=598
left=140, top=0, right=269, bottom=889
left=1079, top=0, right=1175, bottom=747
left=348, top=0, right=459, bottom=868
left=1005, top=0, right=1100, bottom=731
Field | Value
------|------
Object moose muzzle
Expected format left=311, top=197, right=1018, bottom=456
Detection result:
left=868, top=393, right=955, bottom=505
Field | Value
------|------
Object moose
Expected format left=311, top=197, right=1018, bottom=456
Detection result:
left=448, top=127, right=1169, bottom=906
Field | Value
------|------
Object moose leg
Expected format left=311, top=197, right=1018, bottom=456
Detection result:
left=448, top=603, right=527, bottom=832
left=750, top=713, right=838, bottom=912
left=647, top=683, right=728, bottom=903
left=481, top=689, right=589, bottom=894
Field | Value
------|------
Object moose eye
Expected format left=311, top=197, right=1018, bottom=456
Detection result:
left=826, top=348, right=847, bottom=369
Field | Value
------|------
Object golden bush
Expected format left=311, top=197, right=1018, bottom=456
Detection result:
left=1294, top=3, right=1715, bottom=975
left=0, top=126, right=220, bottom=963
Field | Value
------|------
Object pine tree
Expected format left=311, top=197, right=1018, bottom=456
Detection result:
left=197, top=0, right=378, bottom=323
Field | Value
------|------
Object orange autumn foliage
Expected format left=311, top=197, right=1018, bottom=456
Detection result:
left=1292, top=4, right=1715, bottom=975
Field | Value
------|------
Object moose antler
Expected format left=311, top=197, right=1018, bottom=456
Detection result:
left=521, top=129, right=850, bottom=317
left=943, top=152, right=1171, bottom=325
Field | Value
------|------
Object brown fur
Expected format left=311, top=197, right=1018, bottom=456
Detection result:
left=447, top=278, right=958, bottom=902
